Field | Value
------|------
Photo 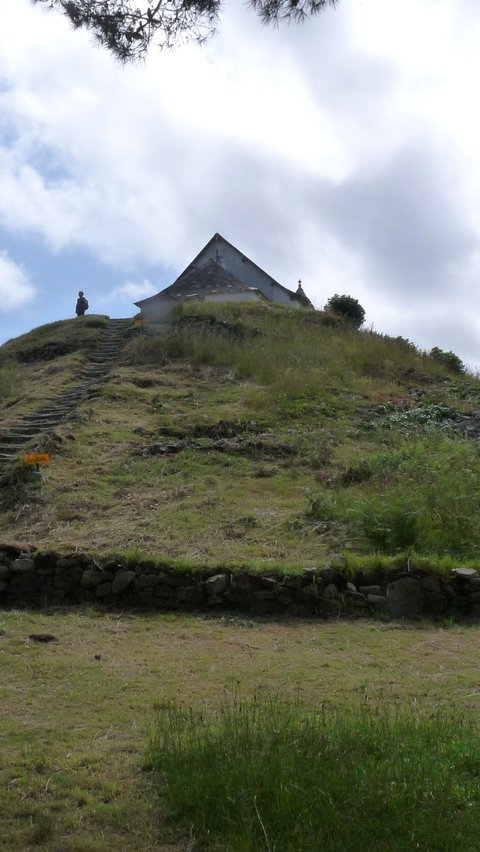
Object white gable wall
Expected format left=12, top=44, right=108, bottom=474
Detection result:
left=195, top=239, right=299, bottom=308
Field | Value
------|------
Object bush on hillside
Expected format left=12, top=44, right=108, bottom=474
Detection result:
left=430, top=346, right=465, bottom=375
left=324, top=294, right=366, bottom=329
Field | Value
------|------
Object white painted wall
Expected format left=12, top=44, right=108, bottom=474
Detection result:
left=195, top=239, right=299, bottom=307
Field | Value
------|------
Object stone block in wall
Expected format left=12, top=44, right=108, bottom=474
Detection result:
left=156, top=596, right=180, bottom=610
left=52, top=589, right=67, bottom=601
left=367, top=594, right=388, bottom=610
left=443, top=583, right=455, bottom=601
left=276, top=591, right=296, bottom=606
left=102, top=559, right=125, bottom=574
left=0, top=565, right=11, bottom=580
left=206, top=594, right=224, bottom=607
left=0, top=541, right=36, bottom=560
left=11, top=558, right=34, bottom=573
left=420, top=574, right=443, bottom=594
left=204, top=574, right=230, bottom=596
left=302, top=583, right=319, bottom=600
left=223, top=589, right=251, bottom=607
left=53, top=572, right=80, bottom=591
left=177, top=585, right=203, bottom=604
left=423, top=591, right=447, bottom=615
left=281, top=574, right=304, bottom=590
left=156, top=571, right=189, bottom=588
left=253, top=589, right=275, bottom=601
left=323, top=583, right=340, bottom=599
left=230, top=574, right=252, bottom=592
left=8, top=573, right=42, bottom=595
left=33, top=552, right=58, bottom=574
left=359, top=585, right=383, bottom=596
left=135, top=574, right=160, bottom=589
left=112, top=570, right=136, bottom=595
left=96, top=582, right=112, bottom=599
left=347, top=590, right=368, bottom=604
left=57, top=556, right=89, bottom=572
left=81, top=568, right=105, bottom=589
left=386, top=577, right=423, bottom=618
left=155, top=584, right=175, bottom=600
left=254, top=576, right=277, bottom=590
left=452, top=568, right=479, bottom=580
left=0, top=580, right=7, bottom=593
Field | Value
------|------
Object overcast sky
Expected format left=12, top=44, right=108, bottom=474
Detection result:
left=1, top=0, right=480, bottom=368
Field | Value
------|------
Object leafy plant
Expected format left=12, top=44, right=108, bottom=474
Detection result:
left=430, top=346, right=465, bottom=375
left=324, top=294, right=366, bottom=329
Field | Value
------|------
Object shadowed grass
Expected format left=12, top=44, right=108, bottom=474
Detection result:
left=147, top=695, right=480, bottom=851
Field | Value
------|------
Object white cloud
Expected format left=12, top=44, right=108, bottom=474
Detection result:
left=1, top=0, right=480, bottom=364
left=0, top=252, right=36, bottom=311
left=103, top=279, right=158, bottom=303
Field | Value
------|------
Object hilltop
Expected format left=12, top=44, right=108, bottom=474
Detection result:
left=1, top=303, right=480, bottom=567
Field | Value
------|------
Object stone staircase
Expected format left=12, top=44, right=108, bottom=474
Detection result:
left=0, top=318, right=132, bottom=473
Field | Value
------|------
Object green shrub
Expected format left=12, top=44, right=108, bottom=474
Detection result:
left=324, top=294, right=366, bottom=329
left=430, top=346, right=465, bottom=375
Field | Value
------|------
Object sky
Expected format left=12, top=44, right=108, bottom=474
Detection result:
left=1, top=0, right=480, bottom=368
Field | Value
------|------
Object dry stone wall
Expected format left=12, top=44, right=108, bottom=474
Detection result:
left=2, top=542, right=480, bottom=620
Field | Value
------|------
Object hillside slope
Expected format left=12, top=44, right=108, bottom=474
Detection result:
left=1, top=304, right=480, bottom=567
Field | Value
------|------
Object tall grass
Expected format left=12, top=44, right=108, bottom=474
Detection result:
left=146, top=694, right=480, bottom=851
left=122, top=303, right=451, bottom=390
left=308, top=438, right=480, bottom=557
left=0, top=358, right=24, bottom=404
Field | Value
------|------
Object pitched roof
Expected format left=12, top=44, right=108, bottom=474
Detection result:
left=135, top=233, right=313, bottom=308
left=178, top=232, right=301, bottom=302
left=164, top=259, right=258, bottom=301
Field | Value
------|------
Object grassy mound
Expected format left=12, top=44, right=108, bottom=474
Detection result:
left=1, top=302, right=480, bottom=564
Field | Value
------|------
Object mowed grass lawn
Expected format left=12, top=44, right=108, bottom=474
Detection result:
left=2, top=610, right=480, bottom=850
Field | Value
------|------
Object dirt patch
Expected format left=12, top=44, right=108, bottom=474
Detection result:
left=132, top=434, right=297, bottom=460
left=160, top=418, right=265, bottom=440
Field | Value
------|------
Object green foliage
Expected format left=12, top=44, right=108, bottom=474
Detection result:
left=324, top=293, right=366, bottom=328
left=430, top=346, right=465, bottom=375
left=0, top=314, right=109, bottom=360
left=0, top=358, right=24, bottom=403
left=122, top=303, right=450, bottom=407
left=2, top=303, right=480, bottom=565
left=307, top=439, right=480, bottom=558
left=33, top=0, right=338, bottom=61
left=147, top=694, right=480, bottom=851
left=366, top=403, right=459, bottom=437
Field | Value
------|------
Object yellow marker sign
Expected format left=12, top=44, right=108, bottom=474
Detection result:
left=23, top=453, right=50, bottom=466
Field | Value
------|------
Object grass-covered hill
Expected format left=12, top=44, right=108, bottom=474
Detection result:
left=1, top=303, right=480, bottom=568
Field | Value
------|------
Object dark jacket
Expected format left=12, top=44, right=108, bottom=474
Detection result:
left=76, top=296, right=89, bottom=316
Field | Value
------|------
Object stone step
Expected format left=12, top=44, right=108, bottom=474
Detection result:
left=33, top=409, right=70, bottom=418
left=93, top=345, right=120, bottom=352
left=23, top=414, right=65, bottom=423
left=0, top=434, right=37, bottom=445
left=57, top=393, right=89, bottom=401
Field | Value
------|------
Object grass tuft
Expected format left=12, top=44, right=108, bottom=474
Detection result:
left=147, top=694, right=480, bottom=851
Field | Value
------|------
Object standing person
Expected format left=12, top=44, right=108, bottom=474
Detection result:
left=75, top=291, right=89, bottom=317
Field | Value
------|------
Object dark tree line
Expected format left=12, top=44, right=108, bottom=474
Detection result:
left=32, top=0, right=338, bottom=60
